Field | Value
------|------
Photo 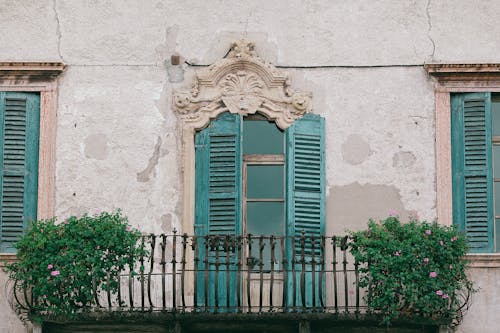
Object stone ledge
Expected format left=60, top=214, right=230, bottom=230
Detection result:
left=466, top=253, right=500, bottom=268
left=0, top=254, right=16, bottom=268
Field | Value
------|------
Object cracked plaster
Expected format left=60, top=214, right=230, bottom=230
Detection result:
left=2, top=1, right=500, bottom=331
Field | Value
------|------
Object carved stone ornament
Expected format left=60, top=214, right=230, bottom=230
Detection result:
left=173, top=40, right=312, bottom=130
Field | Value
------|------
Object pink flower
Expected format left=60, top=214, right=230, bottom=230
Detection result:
left=440, top=240, right=444, bottom=246
left=449, top=265, right=454, bottom=269
left=442, top=294, right=449, bottom=299
left=50, top=270, right=60, bottom=277
left=388, top=210, right=398, bottom=217
left=451, top=236, right=458, bottom=242
left=394, top=251, right=401, bottom=256
left=436, top=290, right=443, bottom=296
left=425, top=230, right=431, bottom=235
left=423, top=258, right=429, bottom=263
left=95, top=208, right=101, bottom=214
left=126, top=225, right=131, bottom=231
left=429, top=271, right=437, bottom=278
left=42, top=295, right=47, bottom=299
left=47, top=264, right=53, bottom=270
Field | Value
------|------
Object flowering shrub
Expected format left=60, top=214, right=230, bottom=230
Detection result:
left=349, top=215, right=475, bottom=325
left=4, top=210, right=147, bottom=318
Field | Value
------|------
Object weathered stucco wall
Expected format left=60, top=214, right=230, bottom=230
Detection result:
left=2, top=0, right=500, bottom=332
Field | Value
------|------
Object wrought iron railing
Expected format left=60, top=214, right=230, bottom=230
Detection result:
left=14, top=233, right=366, bottom=314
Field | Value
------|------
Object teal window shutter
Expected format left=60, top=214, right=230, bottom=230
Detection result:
left=195, top=112, right=242, bottom=236
left=285, top=113, right=325, bottom=306
left=286, top=113, right=325, bottom=245
left=0, top=92, right=40, bottom=253
left=194, top=112, right=242, bottom=308
left=451, top=92, right=493, bottom=253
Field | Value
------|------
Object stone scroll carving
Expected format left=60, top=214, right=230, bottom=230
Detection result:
left=173, top=40, right=312, bottom=130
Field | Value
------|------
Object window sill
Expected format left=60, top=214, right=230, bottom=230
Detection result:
left=466, top=253, right=500, bottom=268
left=0, top=253, right=17, bottom=268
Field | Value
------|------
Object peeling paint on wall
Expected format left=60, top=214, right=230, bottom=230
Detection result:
left=326, top=182, right=414, bottom=235
left=137, top=137, right=162, bottom=182
left=84, top=133, right=109, bottom=160
left=341, top=134, right=372, bottom=165
left=393, top=151, right=417, bottom=168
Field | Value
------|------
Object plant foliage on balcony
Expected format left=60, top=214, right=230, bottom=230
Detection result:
left=349, top=215, right=475, bottom=326
left=4, top=210, right=147, bottom=319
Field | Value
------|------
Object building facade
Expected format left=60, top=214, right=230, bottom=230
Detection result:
left=1, top=1, right=500, bottom=332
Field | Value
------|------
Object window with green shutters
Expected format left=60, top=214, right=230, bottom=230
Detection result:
left=0, top=92, right=40, bottom=253
left=451, top=92, right=500, bottom=253
left=195, top=111, right=325, bottom=249
left=194, top=111, right=325, bottom=306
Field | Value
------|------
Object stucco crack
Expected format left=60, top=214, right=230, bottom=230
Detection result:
left=137, top=137, right=162, bottom=182
left=425, top=0, right=436, bottom=61
left=52, top=0, right=65, bottom=62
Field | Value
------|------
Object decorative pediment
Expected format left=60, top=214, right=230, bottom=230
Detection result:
left=173, top=40, right=312, bottom=130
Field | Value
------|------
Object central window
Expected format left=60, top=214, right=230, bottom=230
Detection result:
left=243, top=114, right=285, bottom=269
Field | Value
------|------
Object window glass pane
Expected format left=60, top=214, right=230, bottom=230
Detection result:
left=247, top=202, right=284, bottom=271
left=246, top=202, right=285, bottom=236
left=494, top=146, right=500, bottom=178
left=496, top=218, right=500, bottom=253
left=495, top=182, right=500, bottom=216
left=492, top=97, right=500, bottom=136
left=247, top=165, right=284, bottom=199
left=243, top=119, right=283, bottom=154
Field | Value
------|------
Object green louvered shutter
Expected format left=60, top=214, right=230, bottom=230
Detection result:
left=451, top=92, right=493, bottom=253
left=286, top=113, right=325, bottom=249
left=194, top=112, right=242, bottom=309
left=195, top=112, right=242, bottom=236
left=0, top=92, right=40, bottom=253
left=286, top=113, right=325, bottom=306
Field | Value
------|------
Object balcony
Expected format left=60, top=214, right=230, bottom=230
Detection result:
left=12, top=233, right=452, bottom=333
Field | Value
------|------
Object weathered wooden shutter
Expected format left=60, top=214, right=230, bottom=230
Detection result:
left=194, top=112, right=241, bottom=309
left=0, top=92, right=40, bottom=253
left=451, top=92, right=493, bottom=253
left=286, top=113, right=325, bottom=307
left=286, top=113, right=325, bottom=250
left=195, top=112, right=242, bottom=236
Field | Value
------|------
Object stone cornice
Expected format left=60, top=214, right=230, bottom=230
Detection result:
left=173, top=40, right=312, bottom=130
left=425, top=63, right=500, bottom=86
left=0, top=62, right=66, bottom=79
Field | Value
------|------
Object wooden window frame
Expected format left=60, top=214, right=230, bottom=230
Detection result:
left=0, top=62, right=65, bottom=260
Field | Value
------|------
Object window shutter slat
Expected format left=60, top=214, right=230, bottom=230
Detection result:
left=451, top=93, right=493, bottom=253
left=1, top=92, right=40, bottom=252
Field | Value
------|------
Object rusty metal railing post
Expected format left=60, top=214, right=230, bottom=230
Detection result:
left=246, top=234, right=253, bottom=312
left=300, top=231, right=306, bottom=308
left=160, top=234, right=167, bottom=310
left=181, top=233, right=188, bottom=311
left=281, top=236, right=287, bottom=310
left=140, top=235, right=145, bottom=311
left=172, top=229, right=177, bottom=312
left=258, top=235, right=264, bottom=313
left=319, top=236, right=325, bottom=309
left=270, top=235, right=276, bottom=310
left=332, top=236, right=338, bottom=314
left=214, top=235, right=220, bottom=312
left=341, top=236, right=349, bottom=313
left=148, top=234, right=156, bottom=310
left=192, top=235, right=199, bottom=309
left=236, top=235, right=242, bottom=311
left=224, top=235, right=231, bottom=310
